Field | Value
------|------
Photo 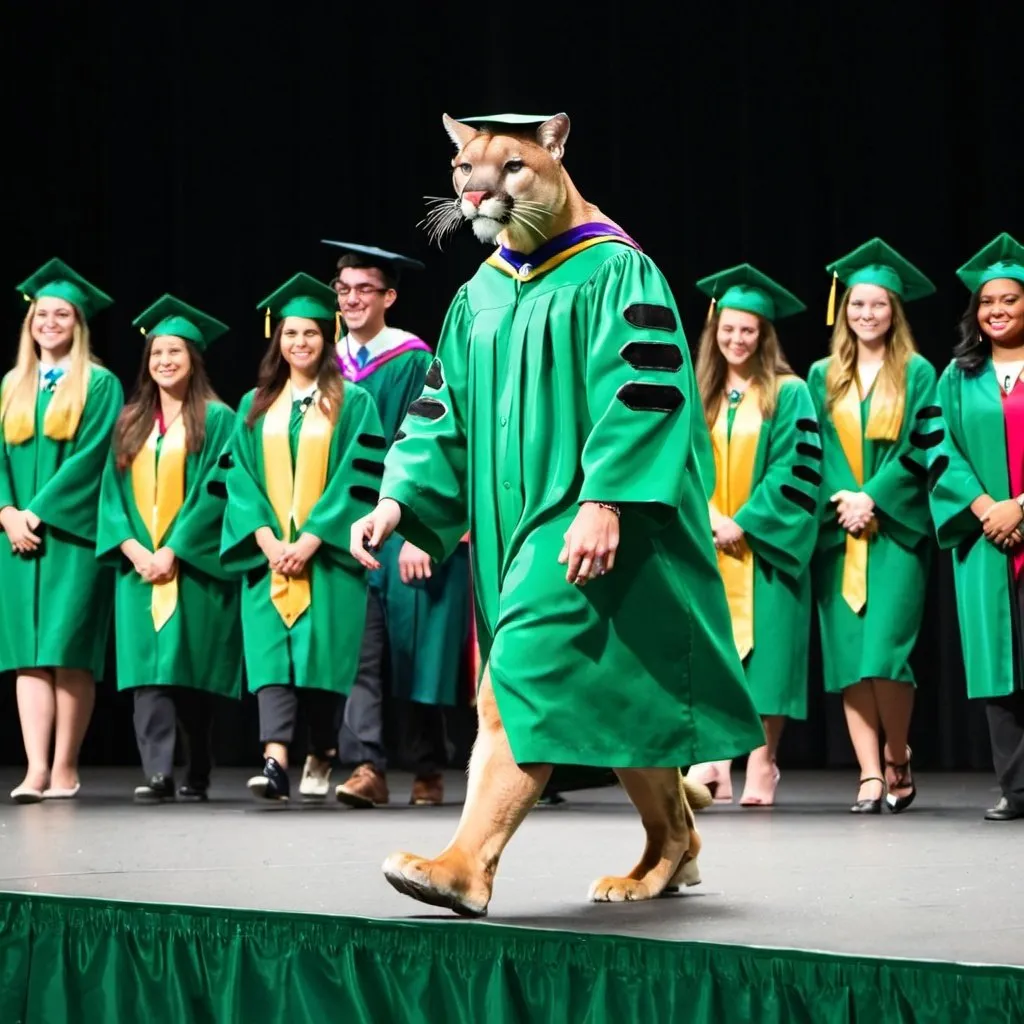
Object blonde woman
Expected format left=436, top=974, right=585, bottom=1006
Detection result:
left=809, top=239, right=939, bottom=814
left=0, top=259, right=123, bottom=802
left=685, top=264, right=821, bottom=806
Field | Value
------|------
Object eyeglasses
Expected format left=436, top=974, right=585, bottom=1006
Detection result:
left=334, top=284, right=388, bottom=298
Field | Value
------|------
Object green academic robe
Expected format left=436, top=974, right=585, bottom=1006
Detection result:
left=220, top=383, right=383, bottom=693
left=0, top=366, right=122, bottom=678
left=808, top=353, right=939, bottom=692
left=727, top=378, right=822, bottom=719
left=95, top=401, right=242, bottom=695
left=380, top=240, right=764, bottom=768
left=929, top=359, right=1017, bottom=698
left=341, top=341, right=471, bottom=706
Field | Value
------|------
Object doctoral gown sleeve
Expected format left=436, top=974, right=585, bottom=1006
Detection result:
left=164, top=402, right=236, bottom=579
left=303, top=383, right=386, bottom=568
left=28, top=369, right=124, bottom=542
left=95, top=447, right=137, bottom=565
left=221, top=392, right=279, bottom=574
left=928, top=363, right=986, bottom=549
left=380, top=288, right=472, bottom=563
left=734, top=379, right=823, bottom=577
left=862, top=355, right=942, bottom=548
left=575, top=248, right=698, bottom=525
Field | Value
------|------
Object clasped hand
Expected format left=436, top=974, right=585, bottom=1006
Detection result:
left=980, top=498, right=1024, bottom=550
left=263, top=532, right=322, bottom=577
left=122, top=540, right=177, bottom=583
left=831, top=489, right=875, bottom=535
left=710, top=508, right=745, bottom=557
left=558, top=502, right=620, bottom=586
left=0, top=507, right=41, bottom=554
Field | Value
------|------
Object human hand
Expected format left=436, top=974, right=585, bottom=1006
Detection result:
left=1, top=507, right=42, bottom=554
left=981, top=499, right=1024, bottom=547
left=146, top=546, right=178, bottom=584
left=558, top=501, right=620, bottom=586
left=398, top=541, right=433, bottom=584
left=713, top=515, right=745, bottom=557
left=350, top=499, right=402, bottom=571
left=831, top=490, right=875, bottom=535
left=277, top=532, right=322, bottom=577
left=121, top=539, right=153, bottom=578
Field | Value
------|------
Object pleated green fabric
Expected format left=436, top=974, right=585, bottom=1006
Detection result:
left=2, top=893, right=1022, bottom=1023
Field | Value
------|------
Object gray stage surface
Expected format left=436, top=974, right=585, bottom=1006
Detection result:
left=0, top=768, right=1021, bottom=967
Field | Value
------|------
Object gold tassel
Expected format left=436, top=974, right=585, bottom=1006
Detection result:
left=139, top=326, right=146, bottom=335
left=335, top=310, right=342, bottom=343
left=826, top=271, right=838, bottom=326
left=23, top=294, right=31, bottom=302
left=264, top=307, right=271, bottom=339
left=705, top=296, right=717, bottom=323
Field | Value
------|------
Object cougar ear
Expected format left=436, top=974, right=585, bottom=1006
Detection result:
left=536, top=113, right=570, bottom=161
left=442, top=113, right=479, bottom=152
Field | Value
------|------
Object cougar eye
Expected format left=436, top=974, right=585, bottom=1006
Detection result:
left=505, top=160, right=524, bottom=173
left=457, top=162, right=472, bottom=174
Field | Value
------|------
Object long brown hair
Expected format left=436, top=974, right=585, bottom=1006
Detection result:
left=114, top=336, right=221, bottom=470
left=1, top=302, right=97, bottom=444
left=245, top=319, right=343, bottom=429
left=696, top=309, right=794, bottom=428
left=824, top=287, right=917, bottom=440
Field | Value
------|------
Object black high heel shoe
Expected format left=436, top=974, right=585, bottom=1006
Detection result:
left=850, top=776, right=884, bottom=814
left=885, top=747, right=916, bottom=814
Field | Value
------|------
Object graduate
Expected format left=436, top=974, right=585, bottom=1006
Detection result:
left=221, top=273, right=384, bottom=801
left=929, top=233, right=1024, bottom=821
left=0, top=258, right=123, bottom=803
left=808, top=239, right=939, bottom=814
left=324, top=241, right=471, bottom=809
left=96, top=295, right=241, bottom=802
left=686, top=264, right=821, bottom=806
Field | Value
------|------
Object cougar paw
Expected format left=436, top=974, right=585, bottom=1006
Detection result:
left=587, top=875, right=657, bottom=903
left=382, top=851, right=490, bottom=918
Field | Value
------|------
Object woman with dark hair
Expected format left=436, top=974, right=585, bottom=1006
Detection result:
left=97, top=295, right=241, bottom=802
left=808, top=238, right=940, bottom=815
left=1, top=259, right=123, bottom=803
left=221, top=273, right=384, bottom=801
left=929, top=232, right=1024, bottom=821
left=684, top=264, right=821, bottom=806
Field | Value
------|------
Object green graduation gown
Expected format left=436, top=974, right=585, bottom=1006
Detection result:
left=808, top=353, right=939, bottom=692
left=380, top=235, right=764, bottom=768
left=220, top=383, right=383, bottom=693
left=0, top=366, right=122, bottom=678
left=95, top=401, right=242, bottom=695
left=339, top=334, right=471, bottom=706
left=929, top=359, right=1018, bottom=698
left=718, top=378, right=822, bottom=719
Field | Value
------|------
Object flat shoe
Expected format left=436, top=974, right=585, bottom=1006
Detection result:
left=42, top=783, right=80, bottom=799
left=10, top=785, right=45, bottom=804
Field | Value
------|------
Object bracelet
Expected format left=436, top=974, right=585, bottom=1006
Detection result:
left=596, top=502, right=621, bottom=518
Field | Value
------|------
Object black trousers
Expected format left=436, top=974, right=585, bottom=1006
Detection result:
left=338, top=589, right=448, bottom=776
left=133, top=686, right=215, bottom=785
left=987, top=576, right=1024, bottom=810
left=257, top=685, right=341, bottom=758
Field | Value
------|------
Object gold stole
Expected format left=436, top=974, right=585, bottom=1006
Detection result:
left=130, top=418, right=187, bottom=630
left=832, top=383, right=880, bottom=613
left=262, top=386, right=333, bottom=628
left=710, top=386, right=762, bottom=660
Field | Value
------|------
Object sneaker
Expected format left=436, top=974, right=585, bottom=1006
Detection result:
left=335, top=763, right=389, bottom=808
left=409, top=773, right=444, bottom=806
left=247, top=757, right=290, bottom=801
left=299, top=755, right=332, bottom=799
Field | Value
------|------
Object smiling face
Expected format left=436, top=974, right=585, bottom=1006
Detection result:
left=335, top=265, right=394, bottom=336
left=280, top=316, right=324, bottom=375
left=148, top=335, right=193, bottom=393
left=716, top=308, right=761, bottom=369
left=845, top=283, right=893, bottom=344
left=31, top=297, right=77, bottom=360
left=977, top=278, right=1024, bottom=348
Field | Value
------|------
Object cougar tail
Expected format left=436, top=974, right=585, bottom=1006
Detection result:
left=681, top=772, right=714, bottom=810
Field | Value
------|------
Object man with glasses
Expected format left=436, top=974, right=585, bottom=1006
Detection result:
left=319, top=241, right=471, bottom=809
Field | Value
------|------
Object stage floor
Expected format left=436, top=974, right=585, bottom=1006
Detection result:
left=1, top=767, right=1021, bottom=968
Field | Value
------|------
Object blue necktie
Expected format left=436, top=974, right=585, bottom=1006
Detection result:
left=355, top=346, right=370, bottom=369
left=43, top=367, right=65, bottom=393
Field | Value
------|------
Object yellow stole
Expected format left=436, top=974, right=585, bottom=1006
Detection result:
left=130, top=418, right=187, bottom=631
left=832, top=381, right=881, bottom=613
left=262, top=385, right=333, bottom=628
left=1, top=367, right=88, bottom=445
left=709, top=385, right=762, bottom=660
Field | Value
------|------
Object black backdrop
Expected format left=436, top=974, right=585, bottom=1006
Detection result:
left=1, top=3, right=1020, bottom=772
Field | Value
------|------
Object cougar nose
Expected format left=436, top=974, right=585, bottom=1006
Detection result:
left=463, top=190, right=488, bottom=208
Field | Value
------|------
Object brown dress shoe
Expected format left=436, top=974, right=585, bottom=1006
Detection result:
left=410, top=773, right=444, bottom=806
left=335, top=764, right=389, bottom=808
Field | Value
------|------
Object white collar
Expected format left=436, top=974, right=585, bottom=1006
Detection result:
left=344, top=326, right=417, bottom=360
left=994, top=359, right=1024, bottom=395
left=38, top=356, right=71, bottom=378
left=290, top=380, right=318, bottom=402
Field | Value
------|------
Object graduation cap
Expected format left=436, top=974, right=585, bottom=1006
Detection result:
left=132, top=294, right=229, bottom=351
left=695, top=263, right=806, bottom=323
left=320, top=240, right=426, bottom=281
left=824, top=238, right=935, bottom=325
left=256, top=273, right=339, bottom=338
left=955, top=232, right=1024, bottom=292
left=16, top=257, right=113, bottom=320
